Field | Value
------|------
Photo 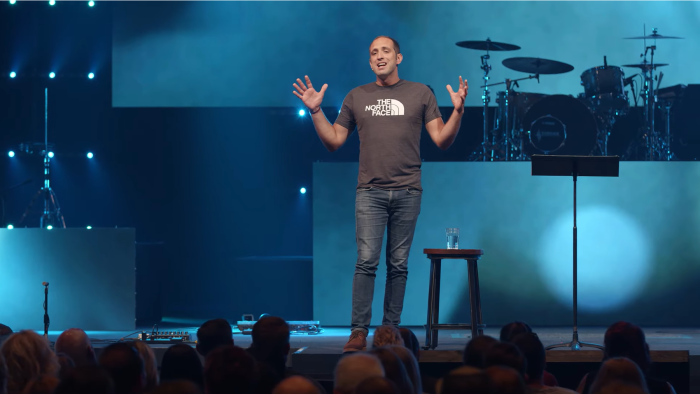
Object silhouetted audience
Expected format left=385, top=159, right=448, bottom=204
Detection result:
left=353, top=377, right=399, bottom=394
left=55, top=353, right=74, bottom=381
left=98, top=342, right=145, bottom=394
left=368, top=348, right=414, bottom=394
left=500, top=322, right=558, bottom=387
left=384, top=346, right=421, bottom=394
left=333, top=353, right=384, bottom=394
left=150, top=380, right=203, bottom=394
left=372, top=326, right=404, bottom=349
left=0, top=352, right=7, bottom=394
left=462, top=335, right=498, bottom=368
left=0, top=330, right=59, bottom=394
left=196, top=319, right=234, bottom=358
left=53, top=366, right=115, bottom=394
left=397, top=329, right=420, bottom=361
left=588, top=358, right=648, bottom=394
left=272, top=376, right=320, bottom=394
left=160, top=344, right=204, bottom=389
left=54, top=329, right=96, bottom=368
left=440, top=369, right=493, bottom=394
left=131, top=340, right=159, bottom=392
left=485, top=366, right=527, bottom=394
left=510, top=333, right=574, bottom=393
left=204, top=345, right=256, bottom=394
left=484, top=342, right=527, bottom=377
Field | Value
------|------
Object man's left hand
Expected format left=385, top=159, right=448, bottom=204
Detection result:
left=447, top=76, right=468, bottom=113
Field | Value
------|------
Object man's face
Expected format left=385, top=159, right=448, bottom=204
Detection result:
left=369, top=37, right=402, bottom=77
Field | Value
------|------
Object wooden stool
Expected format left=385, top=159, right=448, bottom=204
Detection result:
left=422, top=249, right=485, bottom=350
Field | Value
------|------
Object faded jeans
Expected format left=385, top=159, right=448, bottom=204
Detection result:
left=351, top=187, right=422, bottom=336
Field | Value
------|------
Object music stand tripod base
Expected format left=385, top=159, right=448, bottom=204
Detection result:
left=531, top=155, right=619, bottom=351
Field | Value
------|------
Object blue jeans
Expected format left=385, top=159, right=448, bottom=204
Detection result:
left=351, top=187, right=422, bottom=335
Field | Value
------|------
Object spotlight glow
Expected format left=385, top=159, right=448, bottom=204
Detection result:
left=88, top=0, right=94, bottom=6
left=7, top=225, right=13, bottom=230
left=9, top=72, right=16, bottom=78
left=48, top=151, right=54, bottom=158
left=49, top=72, right=55, bottom=79
left=8, top=151, right=15, bottom=158
left=87, top=152, right=93, bottom=159
left=88, top=72, right=94, bottom=79
left=47, top=225, right=53, bottom=230
left=87, top=226, right=92, bottom=230
left=10, top=0, right=17, bottom=4
left=300, top=187, right=307, bottom=194
left=49, top=0, right=55, bottom=5
left=298, top=109, right=305, bottom=116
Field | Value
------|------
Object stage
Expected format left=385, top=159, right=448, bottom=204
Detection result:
left=46, top=325, right=698, bottom=394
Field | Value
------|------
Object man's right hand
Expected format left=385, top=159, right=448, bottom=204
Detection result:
left=292, top=75, right=327, bottom=113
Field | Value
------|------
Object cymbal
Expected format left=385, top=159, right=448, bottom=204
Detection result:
left=456, top=40, right=520, bottom=51
left=624, top=33, right=683, bottom=39
left=622, top=63, right=669, bottom=70
left=502, top=57, right=574, bottom=75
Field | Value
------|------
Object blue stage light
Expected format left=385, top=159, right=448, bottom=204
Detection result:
left=9, top=0, right=17, bottom=4
left=88, top=0, right=94, bottom=6
left=87, top=226, right=92, bottom=229
left=47, top=225, right=53, bottom=230
left=7, top=225, right=13, bottom=229
left=88, top=72, right=94, bottom=79
left=87, top=152, right=93, bottom=159
left=300, top=187, right=307, bottom=194
left=48, top=151, right=54, bottom=158
left=9, top=72, right=16, bottom=78
left=298, top=109, right=305, bottom=116
left=49, top=72, right=55, bottom=79
left=8, top=151, right=15, bottom=158
left=49, top=0, right=55, bottom=5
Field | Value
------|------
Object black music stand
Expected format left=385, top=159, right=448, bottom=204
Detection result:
left=531, top=154, right=619, bottom=350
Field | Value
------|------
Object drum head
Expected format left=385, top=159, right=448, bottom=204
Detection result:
left=522, top=95, right=598, bottom=156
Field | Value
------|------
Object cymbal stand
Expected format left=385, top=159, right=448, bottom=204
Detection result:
left=480, top=52, right=492, bottom=161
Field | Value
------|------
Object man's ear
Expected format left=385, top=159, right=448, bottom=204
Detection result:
left=396, top=53, right=403, bottom=65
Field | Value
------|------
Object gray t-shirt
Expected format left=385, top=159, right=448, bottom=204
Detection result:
left=334, top=79, right=441, bottom=191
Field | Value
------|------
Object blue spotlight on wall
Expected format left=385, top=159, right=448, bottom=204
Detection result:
left=9, top=72, right=16, bottom=78
left=298, top=109, right=305, bottom=116
left=9, top=0, right=17, bottom=4
left=49, top=0, right=55, bottom=5
left=87, top=226, right=92, bottom=230
left=47, top=225, right=53, bottom=230
left=7, top=225, right=13, bottom=229
left=87, top=152, right=93, bottom=159
left=49, top=72, right=55, bottom=79
left=48, top=151, right=54, bottom=158
left=300, top=187, right=307, bottom=194
left=8, top=151, right=15, bottom=158
left=88, top=72, right=94, bottom=79
left=88, top=0, right=94, bottom=6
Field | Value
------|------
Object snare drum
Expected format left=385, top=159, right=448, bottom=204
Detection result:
left=580, top=66, right=629, bottom=115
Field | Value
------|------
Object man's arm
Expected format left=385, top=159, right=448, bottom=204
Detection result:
left=425, top=110, right=463, bottom=150
left=309, top=109, right=351, bottom=153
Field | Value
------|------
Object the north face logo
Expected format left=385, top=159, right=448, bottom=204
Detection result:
left=365, top=99, right=405, bottom=116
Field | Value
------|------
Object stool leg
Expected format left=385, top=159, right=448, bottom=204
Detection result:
left=431, top=260, right=442, bottom=349
left=424, top=258, right=438, bottom=350
left=473, top=260, right=484, bottom=336
left=468, top=259, right=478, bottom=339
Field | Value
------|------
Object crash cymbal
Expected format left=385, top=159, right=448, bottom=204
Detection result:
left=622, top=63, right=669, bottom=70
left=624, top=33, right=683, bottom=39
left=502, top=57, right=574, bottom=75
left=456, top=39, right=520, bottom=51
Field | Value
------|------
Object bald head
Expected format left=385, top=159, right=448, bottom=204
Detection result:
left=272, top=376, right=319, bottom=394
left=334, top=353, right=384, bottom=394
left=55, top=329, right=96, bottom=367
left=484, top=366, right=526, bottom=394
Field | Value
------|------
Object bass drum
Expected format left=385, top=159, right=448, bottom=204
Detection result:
left=522, top=95, right=598, bottom=156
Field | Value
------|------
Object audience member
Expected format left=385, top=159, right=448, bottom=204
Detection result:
left=204, top=345, right=256, bottom=394
left=0, top=330, right=59, bottom=394
left=385, top=346, right=421, bottom=394
left=397, top=329, right=420, bottom=361
left=54, top=329, right=97, bottom=367
left=592, top=381, right=649, bottom=394
left=500, top=323, right=558, bottom=387
left=440, top=371, right=493, bottom=394
left=131, top=340, right=159, bottom=392
left=333, top=353, right=384, bottom=394
left=196, top=319, right=234, bottom=358
left=510, top=333, right=574, bottom=394
left=149, top=380, right=203, bottom=394
left=19, top=375, right=58, bottom=394
left=98, top=342, right=145, bottom=394
left=53, top=366, right=115, bottom=394
left=369, top=348, right=414, bottom=394
left=462, top=335, right=498, bottom=368
left=354, top=377, right=399, bottom=394
left=0, top=326, right=12, bottom=348
left=272, top=376, right=320, bottom=394
left=0, top=353, right=7, bottom=394
left=372, top=326, right=404, bottom=349
left=588, top=358, right=649, bottom=394
left=160, top=344, right=204, bottom=389
left=55, top=353, right=74, bottom=381
left=484, top=342, right=527, bottom=377
left=484, top=366, right=527, bottom=394
left=248, top=316, right=291, bottom=379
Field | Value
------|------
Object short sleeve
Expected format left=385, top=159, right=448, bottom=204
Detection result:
left=334, top=92, right=356, bottom=133
left=423, top=86, right=442, bottom=125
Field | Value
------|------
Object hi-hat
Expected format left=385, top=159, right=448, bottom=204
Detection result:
left=456, top=39, right=520, bottom=51
left=502, top=57, right=574, bottom=75
left=622, top=63, right=669, bottom=71
left=624, top=33, right=683, bottom=39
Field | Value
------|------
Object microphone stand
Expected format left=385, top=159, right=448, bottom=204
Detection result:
left=43, top=282, right=50, bottom=338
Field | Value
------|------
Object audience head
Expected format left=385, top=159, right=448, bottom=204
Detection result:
left=0, top=352, right=7, bottom=394
left=333, top=353, right=384, bottom=394
left=372, top=326, right=404, bottom=349
left=593, top=381, right=648, bottom=394
left=19, top=375, right=59, bottom=394
left=54, top=328, right=96, bottom=367
left=98, top=342, right=145, bottom=394
left=510, top=333, right=545, bottom=383
left=204, top=345, right=256, bottom=394
left=484, top=342, right=527, bottom=377
left=603, top=322, right=651, bottom=373
left=484, top=366, right=527, bottom=394
left=589, top=357, right=648, bottom=394
left=369, top=347, right=414, bottom=394
left=441, top=369, right=493, bottom=394
left=196, top=319, right=234, bottom=358
left=462, top=335, right=498, bottom=368
left=160, top=344, right=204, bottom=388
left=0, top=330, right=59, bottom=394
left=149, top=380, right=203, bottom=394
left=55, top=353, right=75, bottom=380
left=250, top=316, right=291, bottom=361
left=272, top=376, right=320, bottom=394
left=500, top=322, right=532, bottom=343
left=397, top=329, right=420, bottom=361
left=354, top=377, right=399, bottom=394
left=53, top=366, right=115, bottom=394
left=0, top=325, right=12, bottom=348
left=385, top=346, right=421, bottom=394
left=130, top=340, right=159, bottom=391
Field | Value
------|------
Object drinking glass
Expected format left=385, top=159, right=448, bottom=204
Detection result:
left=446, top=228, right=459, bottom=249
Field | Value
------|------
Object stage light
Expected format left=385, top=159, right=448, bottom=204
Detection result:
left=88, top=0, right=94, bottom=6
left=9, top=72, right=16, bottom=78
left=88, top=72, right=94, bottom=79
left=298, top=109, right=305, bottom=116
left=87, top=226, right=92, bottom=229
left=8, top=151, right=15, bottom=158
left=48, top=151, right=54, bottom=158
left=300, top=187, right=307, bottom=194
left=87, top=152, right=93, bottom=159
left=49, top=0, right=55, bottom=5
left=47, top=225, right=53, bottom=230
left=9, top=0, right=16, bottom=4
left=7, top=225, right=13, bottom=230
left=49, top=72, right=55, bottom=79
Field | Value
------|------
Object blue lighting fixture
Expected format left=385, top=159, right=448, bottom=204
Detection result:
left=88, top=0, right=94, bottom=6
left=8, top=151, right=15, bottom=158
left=9, top=71, right=16, bottom=78
left=47, top=225, right=53, bottom=230
left=87, top=226, right=92, bottom=229
left=49, top=0, right=55, bottom=5
left=87, top=152, right=93, bottom=159
left=7, top=225, right=13, bottom=229
left=298, top=109, right=305, bottom=116
left=48, top=151, right=54, bottom=158
left=49, top=72, right=55, bottom=79
left=88, top=72, right=94, bottom=79
left=10, top=0, right=16, bottom=4
left=300, top=187, right=307, bottom=194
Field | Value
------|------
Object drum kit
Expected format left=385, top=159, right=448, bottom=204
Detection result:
left=459, top=28, right=684, bottom=161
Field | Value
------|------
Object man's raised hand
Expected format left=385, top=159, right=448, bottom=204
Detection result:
left=293, top=75, right=328, bottom=113
left=446, top=76, right=469, bottom=113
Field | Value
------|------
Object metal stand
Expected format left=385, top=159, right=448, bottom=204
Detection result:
left=43, top=282, right=50, bottom=338
left=480, top=53, right=491, bottom=161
